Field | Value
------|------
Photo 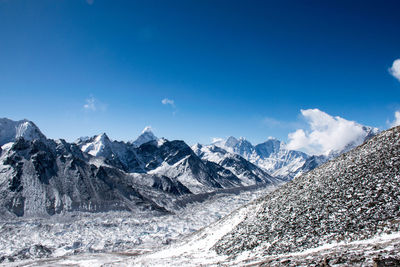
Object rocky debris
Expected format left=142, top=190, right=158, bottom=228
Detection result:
left=214, top=126, right=400, bottom=257
left=0, top=244, right=53, bottom=263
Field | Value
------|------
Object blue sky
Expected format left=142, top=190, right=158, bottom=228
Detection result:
left=1, top=0, right=400, bottom=146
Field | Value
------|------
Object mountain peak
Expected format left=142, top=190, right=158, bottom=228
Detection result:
left=141, top=126, right=153, bottom=134
left=225, top=136, right=239, bottom=147
left=132, top=127, right=158, bottom=147
left=95, top=132, right=110, bottom=142
left=0, top=118, right=46, bottom=146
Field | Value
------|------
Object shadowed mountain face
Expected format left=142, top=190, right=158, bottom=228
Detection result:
left=0, top=138, right=173, bottom=218
left=214, top=126, right=400, bottom=256
left=0, top=119, right=282, bottom=217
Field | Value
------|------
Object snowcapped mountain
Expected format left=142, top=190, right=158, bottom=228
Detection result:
left=213, top=125, right=400, bottom=258
left=207, top=125, right=379, bottom=179
left=0, top=118, right=46, bottom=146
left=209, top=136, right=309, bottom=178
left=75, top=133, right=145, bottom=173
left=0, top=136, right=173, bottom=218
left=0, top=119, right=282, bottom=218
left=131, top=126, right=158, bottom=147
left=192, top=144, right=280, bottom=186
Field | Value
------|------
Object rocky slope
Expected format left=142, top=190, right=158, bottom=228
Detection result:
left=213, top=126, right=400, bottom=256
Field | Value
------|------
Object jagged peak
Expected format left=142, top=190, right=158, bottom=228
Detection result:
left=132, top=127, right=158, bottom=147
left=94, top=132, right=110, bottom=142
left=0, top=118, right=46, bottom=146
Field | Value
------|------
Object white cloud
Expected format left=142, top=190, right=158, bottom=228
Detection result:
left=391, top=111, right=400, bottom=127
left=211, top=137, right=224, bottom=144
left=161, top=98, right=175, bottom=106
left=286, top=109, right=370, bottom=155
left=389, top=59, right=400, bottom=82
left=83, top=96, right=96, bottom=111
left=83, top=96, right=106, bottom=112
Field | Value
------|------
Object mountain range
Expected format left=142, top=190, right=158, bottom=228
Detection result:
left=197, top=124, right=378, bottom=179
left=0, top=117, right=379, bottom=218
left=0, top=118, right=281, bottom=218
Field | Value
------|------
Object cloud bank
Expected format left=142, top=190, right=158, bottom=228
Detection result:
left=389, top=59, right=400, bottom=82
left=286, top=109, right=371, bottom=155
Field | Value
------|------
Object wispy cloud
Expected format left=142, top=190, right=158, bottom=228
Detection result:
left=83, top=96, right=106, bottom=112
left=161, top=98, right=177, bottom=115
left=389, top=59, right=400, bottom=82
left=86, top=0, right=94, bottom=5
left=286, top=109, right=371, bottom=155
left=161, top=98, right=175, bottom=107
left=390, top=110, right=400, bottom=127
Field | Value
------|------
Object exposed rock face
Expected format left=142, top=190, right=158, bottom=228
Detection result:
left=0, top=138, right=171, bottom=217
left=214, top=126, right=400, bottom=256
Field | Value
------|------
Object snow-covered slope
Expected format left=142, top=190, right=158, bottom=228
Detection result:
left=192, top=144, right=280, bottom=186
left=214, top=125, right=400, bottom=257
left=209, top=136, right=309, bottom=178
left=138, top=140, right=280, bottom=194
left=131, top=126, right=158, bottom=147
left=75, top=133, right=145, bottom=173
left=0, top=118, right=46, bottom=146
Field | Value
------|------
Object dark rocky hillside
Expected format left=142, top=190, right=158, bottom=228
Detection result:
left=214, top=126, right=400, bottom=256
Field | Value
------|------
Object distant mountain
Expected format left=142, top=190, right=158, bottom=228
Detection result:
left=208, top=125, right=379, bottom=179
left=210, top=136, right=309, bottom=178
left=131, top=126, right=158, bottom=147
left=0, top=119, right=282, bottom=217
left=192, top=144, right=279, bottom=186
left=214, top=126, right=400, bottom=257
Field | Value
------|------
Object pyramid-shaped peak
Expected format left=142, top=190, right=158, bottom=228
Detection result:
left=95, top=132, right=110, bottom=142
left=142, top=126, right=154, bottom=134
left=132, top=127, right=158, bottom=147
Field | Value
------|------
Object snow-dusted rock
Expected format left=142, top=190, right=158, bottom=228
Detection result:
left=214, top=126, right=400, bottom=256
left=131, top=126, right=158, bottom=147
left=0, top=118, right=46, bottom=146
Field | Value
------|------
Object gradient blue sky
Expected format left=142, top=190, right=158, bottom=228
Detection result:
left=1, top=0, right=400, bottom=145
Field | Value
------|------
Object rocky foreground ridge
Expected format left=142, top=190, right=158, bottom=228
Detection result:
left=214, top=126, right=400, bottom=257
